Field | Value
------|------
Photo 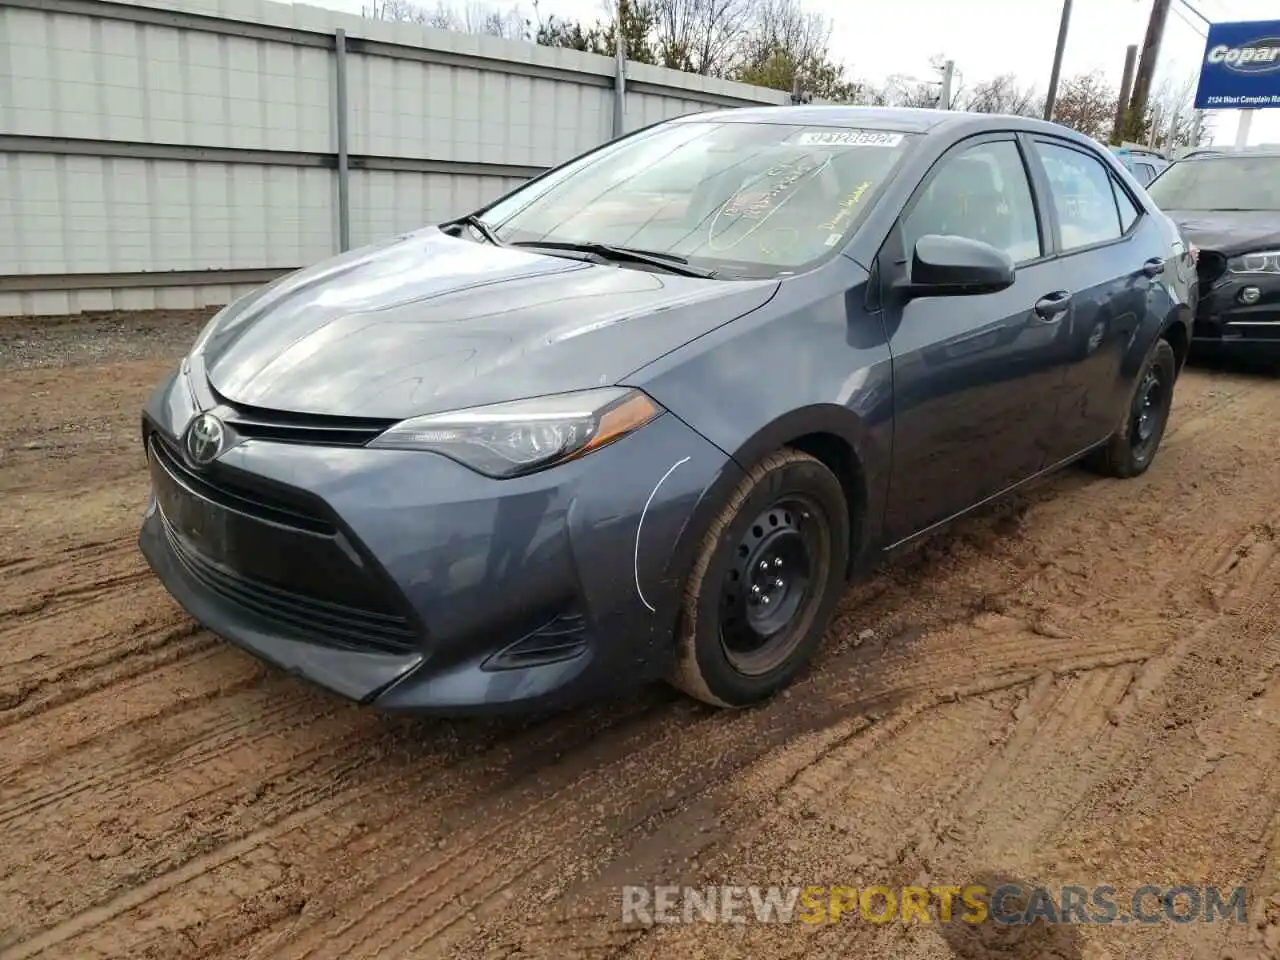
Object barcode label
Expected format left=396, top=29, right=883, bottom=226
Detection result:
left=792, top=129, right=904, bottom=147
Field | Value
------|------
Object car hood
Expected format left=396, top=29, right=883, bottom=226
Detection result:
left=1161, top=209, right=1280, bottom=256
left=198, top=228, right=780, bottom=419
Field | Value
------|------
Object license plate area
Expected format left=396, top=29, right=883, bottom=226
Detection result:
left=149, top=450, right=241, bottom=569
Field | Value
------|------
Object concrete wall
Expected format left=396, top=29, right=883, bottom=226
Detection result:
left=0, top=0, right=789, bottom=316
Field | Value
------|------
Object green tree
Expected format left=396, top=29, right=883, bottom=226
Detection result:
left=732, top=0, right=856, bottom=99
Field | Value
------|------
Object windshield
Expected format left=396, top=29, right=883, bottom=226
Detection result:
left=1148, top=156, right=1280, bottom=211
left=473, top=120, right=915, bottom=278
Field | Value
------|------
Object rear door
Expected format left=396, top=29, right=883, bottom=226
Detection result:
left=1025, top=135, right=1157, bottom=461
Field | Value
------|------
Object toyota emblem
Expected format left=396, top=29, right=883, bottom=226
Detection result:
left=185, top=413, right=225, bottom=467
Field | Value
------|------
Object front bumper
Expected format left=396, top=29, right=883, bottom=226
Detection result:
left=1191, top=269, right=1280, bottom=359
left=138, top=365, right=741, bottom=715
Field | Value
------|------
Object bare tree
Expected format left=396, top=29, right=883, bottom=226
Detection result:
left=364, top=0, right=530, bottom=39
left=1143, top=71, right=1206, bottom=150
left=862, top=56, right=959, bottom=110
left=1051, top=71, right=1117, bottom=141
left=962, top=73, right=1043, bottom=117
left=733, top=0, right=856, bottom=100
left=649, top=0, right=752, bottom=77
left=875, top=73, right=947, bottom=110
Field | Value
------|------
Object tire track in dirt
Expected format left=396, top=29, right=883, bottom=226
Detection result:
left=1, top=350, right=1275, bottom=960
left=9, top=696, right=671, bottom=959
left=0, top=535, right=137, bottom=605
left=0, top=611, right=207, bottom=720
left=436, top=370, right=1280, bottom=960
left=0, top=645, right=271, bottom=786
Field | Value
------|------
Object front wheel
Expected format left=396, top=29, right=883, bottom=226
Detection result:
left=669, top=449, right=850, bottom=708
left=1085, top=338, right=1177, bottom=478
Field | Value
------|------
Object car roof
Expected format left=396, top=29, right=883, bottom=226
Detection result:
left=1179, top=149, right=1280, bottom=161
left=673, top=104, right=1101, bottom=142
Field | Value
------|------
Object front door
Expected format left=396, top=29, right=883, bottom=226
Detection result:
left=880, top=134, right=1069, bottom=545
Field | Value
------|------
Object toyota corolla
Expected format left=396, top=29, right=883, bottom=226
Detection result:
left=139, top=106, right=1195, bottom=715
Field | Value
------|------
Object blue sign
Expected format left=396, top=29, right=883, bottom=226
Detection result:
left=1193, top=20, right=1280, bottom=110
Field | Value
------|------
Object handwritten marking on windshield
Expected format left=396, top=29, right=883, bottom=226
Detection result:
left=709, top=157, right=833, bottom=252
left=818, top=180, right=873, bottom=232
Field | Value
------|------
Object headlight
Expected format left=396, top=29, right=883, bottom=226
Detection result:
left=1228, top=250, right=1280, bottom=275
left=367, top=387, right=664, bottom=478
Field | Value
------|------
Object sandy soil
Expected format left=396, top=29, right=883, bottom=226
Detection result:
left=1, top=312, right=1278, bottom=960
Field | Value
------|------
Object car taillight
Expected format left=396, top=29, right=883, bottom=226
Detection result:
left=1188, top=242, right=1200, bottom=266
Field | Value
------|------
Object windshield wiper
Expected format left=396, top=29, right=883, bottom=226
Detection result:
left=509, top=240, right=716, bottom=278
left=440, top=214, right=504, bottom=246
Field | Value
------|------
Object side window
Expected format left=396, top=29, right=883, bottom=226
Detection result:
left=901, top=140, right=1042, bottom=265
left=1112, top=176, right=1141, bottom=233
left=1034, top=141, right=1123, bottom=251
left=1134, top=162, right=1155, bottom=186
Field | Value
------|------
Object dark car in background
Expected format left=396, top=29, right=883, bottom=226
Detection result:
left=138, top=106, right=1196, bottom=717
left=1112, top=146, right=1170, bottom=187
left=1147, top=150, right=1280, bottom=364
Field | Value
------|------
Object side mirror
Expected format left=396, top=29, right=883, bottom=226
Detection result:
left=897, top=234, right=1016, bottom=300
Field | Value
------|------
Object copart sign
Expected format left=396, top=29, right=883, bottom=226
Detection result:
left=1193, top=20, right=1280, bottom=109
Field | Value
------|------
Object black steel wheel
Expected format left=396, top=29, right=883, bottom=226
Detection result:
left=1129, top=365, right=1168, bottom=464
left=670, top=448, right=850, bottom=708
left=718, top=497, right=827, bottom=676
left=1086, top=338, right=1177, bottom=479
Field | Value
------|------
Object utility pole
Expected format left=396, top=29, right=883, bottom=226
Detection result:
left=1235, top=110, right=1255, bottom=149
left=1126, top=0, right=1172, bottom=140
left=1043, top=0, right=1073, bottom=121
left=1111, top=44, right=1138, bottom=144
left=939, top=59, right=955, bottom=109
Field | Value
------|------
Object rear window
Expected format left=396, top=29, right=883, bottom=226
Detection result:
left=1147, top=156, right=1280, bottom=210
left=480, top=120, right=916, bottom=278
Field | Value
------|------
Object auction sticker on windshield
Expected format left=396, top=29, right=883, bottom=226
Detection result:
left=791, top=129, right=904, bottom=147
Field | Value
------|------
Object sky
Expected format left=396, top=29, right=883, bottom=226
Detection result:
left=304, top=0, right=1280, bottom=146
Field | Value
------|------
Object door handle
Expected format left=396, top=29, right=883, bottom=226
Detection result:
left=1142, top=257, right=1165, bottom=278
left=1033, top=291, right=1072, bottom=322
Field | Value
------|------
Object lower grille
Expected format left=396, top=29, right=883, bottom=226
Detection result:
left=163, top=519, right=420, bottom=656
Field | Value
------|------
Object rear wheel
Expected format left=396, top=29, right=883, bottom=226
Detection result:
left=669, top=449, right=850, bottom=708
left=1086, top=338, right=1177, bottom=479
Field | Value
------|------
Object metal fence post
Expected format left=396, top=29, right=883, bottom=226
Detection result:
left=335, top=28, right=352, bottom=252
left=612, top=0, right=626, bottom=138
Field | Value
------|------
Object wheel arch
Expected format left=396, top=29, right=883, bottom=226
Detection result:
left=1160, top=308, right=1192, bottom=376
left=663, top=404, right=876, bottom=595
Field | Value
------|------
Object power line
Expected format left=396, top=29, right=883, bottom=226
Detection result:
left=1171, top=3, right=1207, bottom=36
left=1175, top=0, right=1211, bottom=25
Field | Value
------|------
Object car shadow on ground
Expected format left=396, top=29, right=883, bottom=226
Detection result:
left=938, top=871, right=1084, bottom=960
left=1187, top=351, right=1279, bottom=380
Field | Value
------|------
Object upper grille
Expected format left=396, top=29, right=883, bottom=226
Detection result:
left=209, top=385, right=396, bottom=448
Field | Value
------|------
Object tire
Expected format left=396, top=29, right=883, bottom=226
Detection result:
left=668, top=448, right=850, bottom=708
left=1085, top=338, right=1177, bottom=479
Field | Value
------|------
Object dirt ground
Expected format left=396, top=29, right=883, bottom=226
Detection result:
left=2, top=311, right=1279, bottom=960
